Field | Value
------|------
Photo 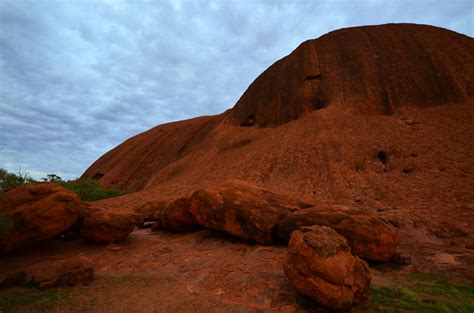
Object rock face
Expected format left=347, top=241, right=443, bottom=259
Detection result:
left=278, top=208, right=399, bottom=262
left=283, top=226, right=371, bottom=312
left=188, top=181, right=312, bottom=244
left=79, top=210, right=142, bottom=243
left=151, top=197, right=200, bottom=232
left=0, top=183, right=82, bottom=252
left=226, top=24, right=474, bottom=127
left=82, top=24, right=474, bottom=192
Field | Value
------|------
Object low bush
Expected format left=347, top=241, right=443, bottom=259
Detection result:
left=0, top=168, right=127, bottom=202
left=59, top=178, right=127, bottom=202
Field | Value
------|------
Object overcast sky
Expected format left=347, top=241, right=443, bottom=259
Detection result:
left=0, top=0, right=472, bottom=180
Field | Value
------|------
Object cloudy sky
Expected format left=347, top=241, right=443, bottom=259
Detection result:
left=0, top=0, right=472, bottom=180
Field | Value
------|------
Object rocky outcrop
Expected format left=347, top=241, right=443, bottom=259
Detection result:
left=0, top=183, right=82, bottom=252
left=188, top=181, right=312, bottom=244
left=151, top=197, right=200, bottom=232
left=226, top=24, right=474, bottom=127
left=79, top=210, right=142, bottom=243
left=283, top=226, right=371, bottom=312
left=278, top=208, right=399, bottom=262
left=83, top=24, right=474, bottom=192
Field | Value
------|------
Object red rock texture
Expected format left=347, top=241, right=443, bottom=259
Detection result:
left=227, top=24, right=474, bottom=127
left=283, top=226, right=371, bottom=312
left=187, top=181, right=312, bottom=244
left=79, top=210, right=142, bottom=244
left=151, top=197, right=200, bottom=232
left=53, top=259, right=94, bottom=288
left=33, top=259, right=94, bottom=289
left=278, top=207, right=399, bottom=262
left=0, top=183, right=82, bottom=252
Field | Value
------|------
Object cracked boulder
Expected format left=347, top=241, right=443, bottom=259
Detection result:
left=283, top=226, right=371, bottom=312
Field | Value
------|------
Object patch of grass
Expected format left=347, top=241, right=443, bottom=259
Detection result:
left=0, top=288, right=71, bottom=312
left=370, top=273, right=474, bottom=312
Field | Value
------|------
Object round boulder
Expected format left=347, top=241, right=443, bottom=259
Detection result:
left=80, top=210, right=142, bottom=243
left=0, top=183, right=82, bottom=252
left=283, top=225, right=371, bottom=312
left=278, top=208, right=399, bottom=262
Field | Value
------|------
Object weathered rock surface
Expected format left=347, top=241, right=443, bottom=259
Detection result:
left=226, top=24, right=474, bottom=127
left=29, top=259, right=94, bottom=289
left=278, top=208, right=399, bottom=262
left=135, top=199, right=169, bottom=222
left=188, top=181, right=312, bottom=244
left=83, top=24, right=474, bottom=192
left=151, top=197, right=200, bottom=232
left=79, top=210, right=142, bottom=243
left=283, top=226, right=371, bottom=312
left=0, top=183, right=82, bottom=252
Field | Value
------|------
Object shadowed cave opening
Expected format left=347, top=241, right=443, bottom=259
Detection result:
left=377, top=151, right=388, bottom=166
left=92, top=172, right=105, bottom=180
left=304, top=74, right=323, bottom=81
left=240, top=114, right=255, bottom=127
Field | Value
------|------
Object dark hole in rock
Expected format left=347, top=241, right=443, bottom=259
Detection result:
left=355, top=163, right=365, bottom=172
left=377, top=151, right=387, bottom=165
left=402, top=168, right=415, bottom=174
left=304, top=74, right=323, bottom=81
left=240, top=114, right=255, bottom=127
left=92, top=172, right=104, bottom=180
left=313, top=97, right=327, bottom=110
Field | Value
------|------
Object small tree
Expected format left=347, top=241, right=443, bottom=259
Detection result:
left=0, top=167, right=35, bottom=195
left=42, top=174, right=63, bottom=183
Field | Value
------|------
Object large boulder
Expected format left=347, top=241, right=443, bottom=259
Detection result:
left=79, top=209, right=142, bottom=243
left=283, top=226, right=371, bottom=312
left=188, top=181, right=312, bottom=244
left=151, top=197, right=201, bottom=232
left=278, top=208, right=399, bottom=262
left=135, top=199, right=169, bottom=222
left=0, top=183, right=82, bottom=252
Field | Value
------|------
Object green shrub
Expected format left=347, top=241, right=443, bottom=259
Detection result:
left=59, top=178, right=127, bottom=202
left=0, top=168, right=126, bottom=202
left=0, top=168, right=35, bottom=196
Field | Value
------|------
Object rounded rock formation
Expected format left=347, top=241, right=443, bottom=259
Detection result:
left=226, top=23, right=474, bottom=127
left=283, top=225, right=371, bottom=312
left=0, top=183, right=82, bottom=252
left=278, top=208, right=399, bottom=262
left=79, top=210, right=142, bottom=244
left=151, top=197, right=200, bottom=232
left=188, top=181, right=312, bottom=244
